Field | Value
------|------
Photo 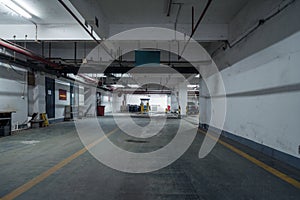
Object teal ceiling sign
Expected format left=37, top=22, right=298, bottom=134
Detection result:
left=135, top=50, right=160, bottom=66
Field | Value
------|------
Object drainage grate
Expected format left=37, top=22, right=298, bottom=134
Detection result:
left=125, top=139, right=149, bottom=143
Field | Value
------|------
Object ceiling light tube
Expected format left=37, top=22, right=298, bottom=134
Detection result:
left=187, top=85, right=198, bottom=88
left=111, top=84, right=125, bottom=88
left=128, top=84, right=140, bottom=88
left=1, top=0, right=32, bottom=19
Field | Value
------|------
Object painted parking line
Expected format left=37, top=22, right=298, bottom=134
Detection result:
left=1, top=128, right=119, bottom=200
left=198, top=129, right=300, bottom=189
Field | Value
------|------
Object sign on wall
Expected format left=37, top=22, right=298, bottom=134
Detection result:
left=59, top=89, right=67, bottom=100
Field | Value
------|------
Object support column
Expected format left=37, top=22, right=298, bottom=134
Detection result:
left=112, top=93, right=123, bottom=113
left=28, top=72, right=46, bottom=116
left=84, top=86, right=96, bottom=117
left=178, top=82, right=187, bottom=116
left=199, top=78, right=209, bottom=127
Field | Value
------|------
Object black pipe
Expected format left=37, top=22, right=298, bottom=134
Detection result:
left=58, top=0, right=100, bottom=44
left=74, top=42, right=77, bottom=66
left=227, top=0, right=295, bottom=49
left=191, top=0, right=212, bottom=39
left=58, top=0, right=120, bottom=63
left=210, top=0, right=296, bottom=57
left=48, top=42, right=52, bottom=59
left=41, top=41, right=44, bottom=57
left=178, top=0, right=212, bottom=59
left=166, top=0, right=173, bottom=16
left=174, top=3, right=183, bottom=32
left=192, top=6, right=194, bottom=31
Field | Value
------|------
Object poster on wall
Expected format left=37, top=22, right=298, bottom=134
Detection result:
left=59, top=89, right=67, bottom=100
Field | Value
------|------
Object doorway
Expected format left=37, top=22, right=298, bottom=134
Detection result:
left=45, top=77, right=55, bottom=118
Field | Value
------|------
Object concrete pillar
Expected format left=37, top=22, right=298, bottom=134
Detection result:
left=199, top=78, right=209, bottom=126
left=170, top=93, right=178, bottom=111
left=84, top=86, right=96, bottom=117
left=28, top=72, right=46, bottom=116
left=112, top=93, right=123, bottom=113
left=167, top=95, right=171, bottom=108
left=178, top=82, right=187, bottom=115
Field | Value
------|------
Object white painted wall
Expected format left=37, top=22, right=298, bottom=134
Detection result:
left=178, top=83, right=187, bottom=115
left=201, top=31, right=300, bottom=158
left=28, top=72, right=83, bottom=120
left=170, top=93, right=180, bottom=112
left=79, top=86, right=85, bottom=106
left=55, top=80, right=71, bottom=120
left=28, top=71, right=46, bottom=116
left=0, top=63, right=28, bottom=130
left=101, top=91, right=113, bottom=113
left=0, top=24, right=95, bottom=40
left=112, top=92, right=124, bottom=113
left=126, top=94, right=168, bottom=112
left=109, top=23, right=228, bottom=41
left=214, top=0, right=300, bottom=69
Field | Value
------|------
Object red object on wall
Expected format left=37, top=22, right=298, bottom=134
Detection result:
left=59, top=89, right=67, bottom=100
left=97, top=106, right=105, bottom=116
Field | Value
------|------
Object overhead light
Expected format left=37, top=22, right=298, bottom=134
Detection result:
left=87, top=73, right=107, bottom=78
left=111, top=84, right=125, bottom=88
left=96, top=73, right=106, bottom=78
left=187, top=84, right=199, bottom=88
left=127, top=84, right=140, bottom=88
left=1, top=0, right=32, bottom=19
left=195, top=74, right=200, bottom=78
left=112, top=73, right=132, bottom=78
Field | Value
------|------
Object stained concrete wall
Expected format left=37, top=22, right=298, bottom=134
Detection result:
left=101, top=91, right=113, bottom=113
left=28, top=72, right=82, bottom=121
left=126, top=94, right=168, bottom=112
left=214, top=0, right=300, bottom=69
left=112, top=93, right=124, bottom=113
left=0, top=63, right=28, bottom=130
left=55, top=80, right=71, bottom=120
left=201, top=31, right=300, bottom=159
left=28, top=72, right=46, bottom=116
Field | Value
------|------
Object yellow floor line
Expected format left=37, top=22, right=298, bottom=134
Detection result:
left=1, top=128, right=119, bottom=200
left=199, top=129, right=300, bottom=189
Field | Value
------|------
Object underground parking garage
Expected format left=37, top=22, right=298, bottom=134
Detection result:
left=0, top=0, right=300, bottom=199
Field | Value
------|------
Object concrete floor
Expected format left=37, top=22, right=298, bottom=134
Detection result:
left=0, top=116, right=300, bottom=200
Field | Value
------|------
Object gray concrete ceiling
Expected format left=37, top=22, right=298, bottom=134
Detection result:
left=95, top=0, right=249, bottom=24
left=0, top=0, right=77, bottom=25
left=0, top=0, right=251, bottom=41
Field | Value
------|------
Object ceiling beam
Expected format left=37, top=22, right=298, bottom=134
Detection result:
left=0, top=24, right=96, bottom=41
left=109, top=24, right=228, bottom=41
left=78, top=66, right=199, bottom=74
left=69, top=0, right=109, bottom=39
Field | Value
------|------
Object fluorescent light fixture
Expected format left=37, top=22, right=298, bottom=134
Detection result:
left=98, top=75, right=107, bottom=78
left=127, top=84, right=140, bottom=88
left=187, top=84, right=199, bottom=88
left=112, top=73, right=132, bottom=78
left=111, top=84, right=125, bottom=88
left=96, top=73, right=106, bottom=78
left=85, top=73, right=106, bottom=78
left=1, top=0, right=32, bottom=19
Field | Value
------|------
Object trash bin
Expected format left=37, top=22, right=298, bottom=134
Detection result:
left=97, top=106, right=105, bottom=116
